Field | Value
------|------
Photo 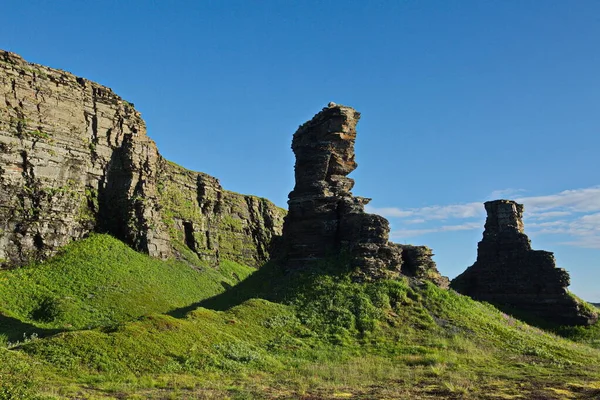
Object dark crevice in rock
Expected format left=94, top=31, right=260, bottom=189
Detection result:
left=131, top=171, right=149, bottom=253
left=183, top=221, right=197, bottom=253
left=91, top=115, right=98, bottom=144
left=97, top=141, right=133, bottom=243
left=205, top=230, right=212, bottom=250
left=33, top=233, right=44, bottom=250
left=245, top=196, right=266, bottom=261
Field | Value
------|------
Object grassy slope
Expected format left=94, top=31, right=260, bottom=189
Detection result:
left=2, top=238, right=600, bottom=399
left=0, top=234, right=253, bottom=339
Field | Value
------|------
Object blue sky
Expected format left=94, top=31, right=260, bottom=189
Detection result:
left=2, top=1, right=599, bottom=300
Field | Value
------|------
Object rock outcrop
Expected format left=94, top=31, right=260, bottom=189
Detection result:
left=451, top=200, right=597, bottom=326
left=0, top=50, right=284, bottom=268
left=156, top=160, right=285, bottom=267
left=282, top=103, right=447, bottom=285
left=398, top=244, right=449, bottom=287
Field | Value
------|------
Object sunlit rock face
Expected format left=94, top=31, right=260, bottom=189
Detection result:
left=451, top=200, right=597, bottom=326
left=0, top=50, right=284, bottom=268
left=282, top=103, right=448, bottom=285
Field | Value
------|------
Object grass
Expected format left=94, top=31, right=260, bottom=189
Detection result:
left=1, top=237, right=600, bottom=399
left=555, top=321, right=600, bottom=350
left=0, top=234, right=253, bottom=337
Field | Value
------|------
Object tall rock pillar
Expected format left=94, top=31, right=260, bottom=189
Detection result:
left=282, top=103, right=447, bottom=284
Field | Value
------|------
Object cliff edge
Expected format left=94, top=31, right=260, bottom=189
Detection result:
left=0, top=50, right=284, bottom=268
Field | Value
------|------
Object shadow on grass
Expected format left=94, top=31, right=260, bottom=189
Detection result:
left=168, top=261, right=286, bottom=317
left=491, top=304, right=559, bottom=331
left=0, top=313, right=64, bottom=343
left=168, top=257, right=352, bottom=318
left=491, top=303, right=600, bottom=347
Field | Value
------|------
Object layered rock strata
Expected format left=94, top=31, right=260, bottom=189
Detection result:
left=0, top=50, right=284, bottom=268
left=282, top=103, right=447, bottom=284
left=451, top=200, right=597, bottom=326
left=156, top=160, right=285, bottom=267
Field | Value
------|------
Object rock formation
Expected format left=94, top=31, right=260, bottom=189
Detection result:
left=282, top=103, right=448, bottom=285
left=451, top=200, right=597, bottom=326
left=398, top=244, right=449, bottom=287
left=156, top=160, right=285, bottom=267
left=0, top=50, right=284, bottom=268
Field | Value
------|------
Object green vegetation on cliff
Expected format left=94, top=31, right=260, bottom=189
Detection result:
left=1, top=237, right=600, bottom=399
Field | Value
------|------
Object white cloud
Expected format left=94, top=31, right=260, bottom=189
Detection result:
left=366, top=202, right=483, bottom=221
left=578, top=213, right=600, bottom=225
left=364, top=207, right=414, bottom=218
left=369, top=185, right=600, bottom=248
left=528, top=212, right=600, bottom=239
left=527, top=220, right=569, bottom=228
left=560, top=236, right=600, bottom=249
left=516, top=187, right=600, bottom=213
left=369, top=186, right=600, bottom=222
left=526, top=211, right=573, bottom=220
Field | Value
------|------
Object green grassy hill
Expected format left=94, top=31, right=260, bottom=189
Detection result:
left=2, top=235, right=600, bottom=399
left=0, top=234, right=253, bottom=340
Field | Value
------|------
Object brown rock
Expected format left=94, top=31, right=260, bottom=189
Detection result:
left=397, top=244, right=450, bottom=288
left=451, top=200, right=597, bottom=326
left=282, top=104, right=447, bottom=284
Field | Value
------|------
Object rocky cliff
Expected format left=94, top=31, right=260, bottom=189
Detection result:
left=282, top=103, right=448, bottom=285
left=156, top=160, right=284, bottom=267
left=451, top=200, right=597, bottom=326
left=0, top=50, right=284, bottom=268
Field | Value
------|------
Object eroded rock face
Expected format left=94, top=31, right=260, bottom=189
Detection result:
left=398, top=244, right=450, bottom=288
left=451, top=200, right=597, bottom=326
left=156, top=160, right=285, bottom=267
left=0, top=50, right=283, bottom=268
left=282, top=103, right=447, bottom=284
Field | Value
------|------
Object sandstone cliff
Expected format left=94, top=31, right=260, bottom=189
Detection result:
left=282, top=103, right=448, bottom=285
left=451, top=200, right=597, bottom=326
left=0, top=50, right=284, bottom=268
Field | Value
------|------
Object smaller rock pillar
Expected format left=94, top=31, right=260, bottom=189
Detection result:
left=451, top=200, right=597, bottom=326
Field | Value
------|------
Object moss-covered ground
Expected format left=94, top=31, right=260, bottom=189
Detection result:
left=1, top=235, right=600, bottom=399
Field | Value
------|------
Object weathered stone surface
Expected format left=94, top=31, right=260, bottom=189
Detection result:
left=0, top=50, right=284, bottom=268
left=156, top=160, right=285, bottom=267
left=282, top=103, right=446, bottom=284
left=397, top=244, right=450, bottom=288
left=451, top=200, right=597, bottom=326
